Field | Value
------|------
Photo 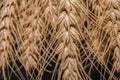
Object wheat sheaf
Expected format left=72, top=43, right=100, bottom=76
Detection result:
left=0, top=0, right=120, bottom=80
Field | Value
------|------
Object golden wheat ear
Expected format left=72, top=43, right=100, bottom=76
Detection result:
left=16, top=1, right=45, bottom=80
left=52, top=0, right=92, bottom=80
left=88, top=0, right=120, bottom=79
left=0, top=0, right=20, bottom=80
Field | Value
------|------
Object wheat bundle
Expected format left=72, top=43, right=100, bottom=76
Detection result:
left=0, top=0, right=120, bottom=80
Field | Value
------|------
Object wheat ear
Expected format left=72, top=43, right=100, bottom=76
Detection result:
left=55, top=0, right=90, bottom=80
left=17, top=0, right=45, bottom=73
left=0, top=0, right=19, bottom=80
left=35, top=0, right=58, bottom=79
left=103, top=0, right=120, bottom=72
left=88, top=0, right=120, bottom=79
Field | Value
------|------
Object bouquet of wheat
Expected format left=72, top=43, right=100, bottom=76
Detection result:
left=0, top=0, right=120, bottom=80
